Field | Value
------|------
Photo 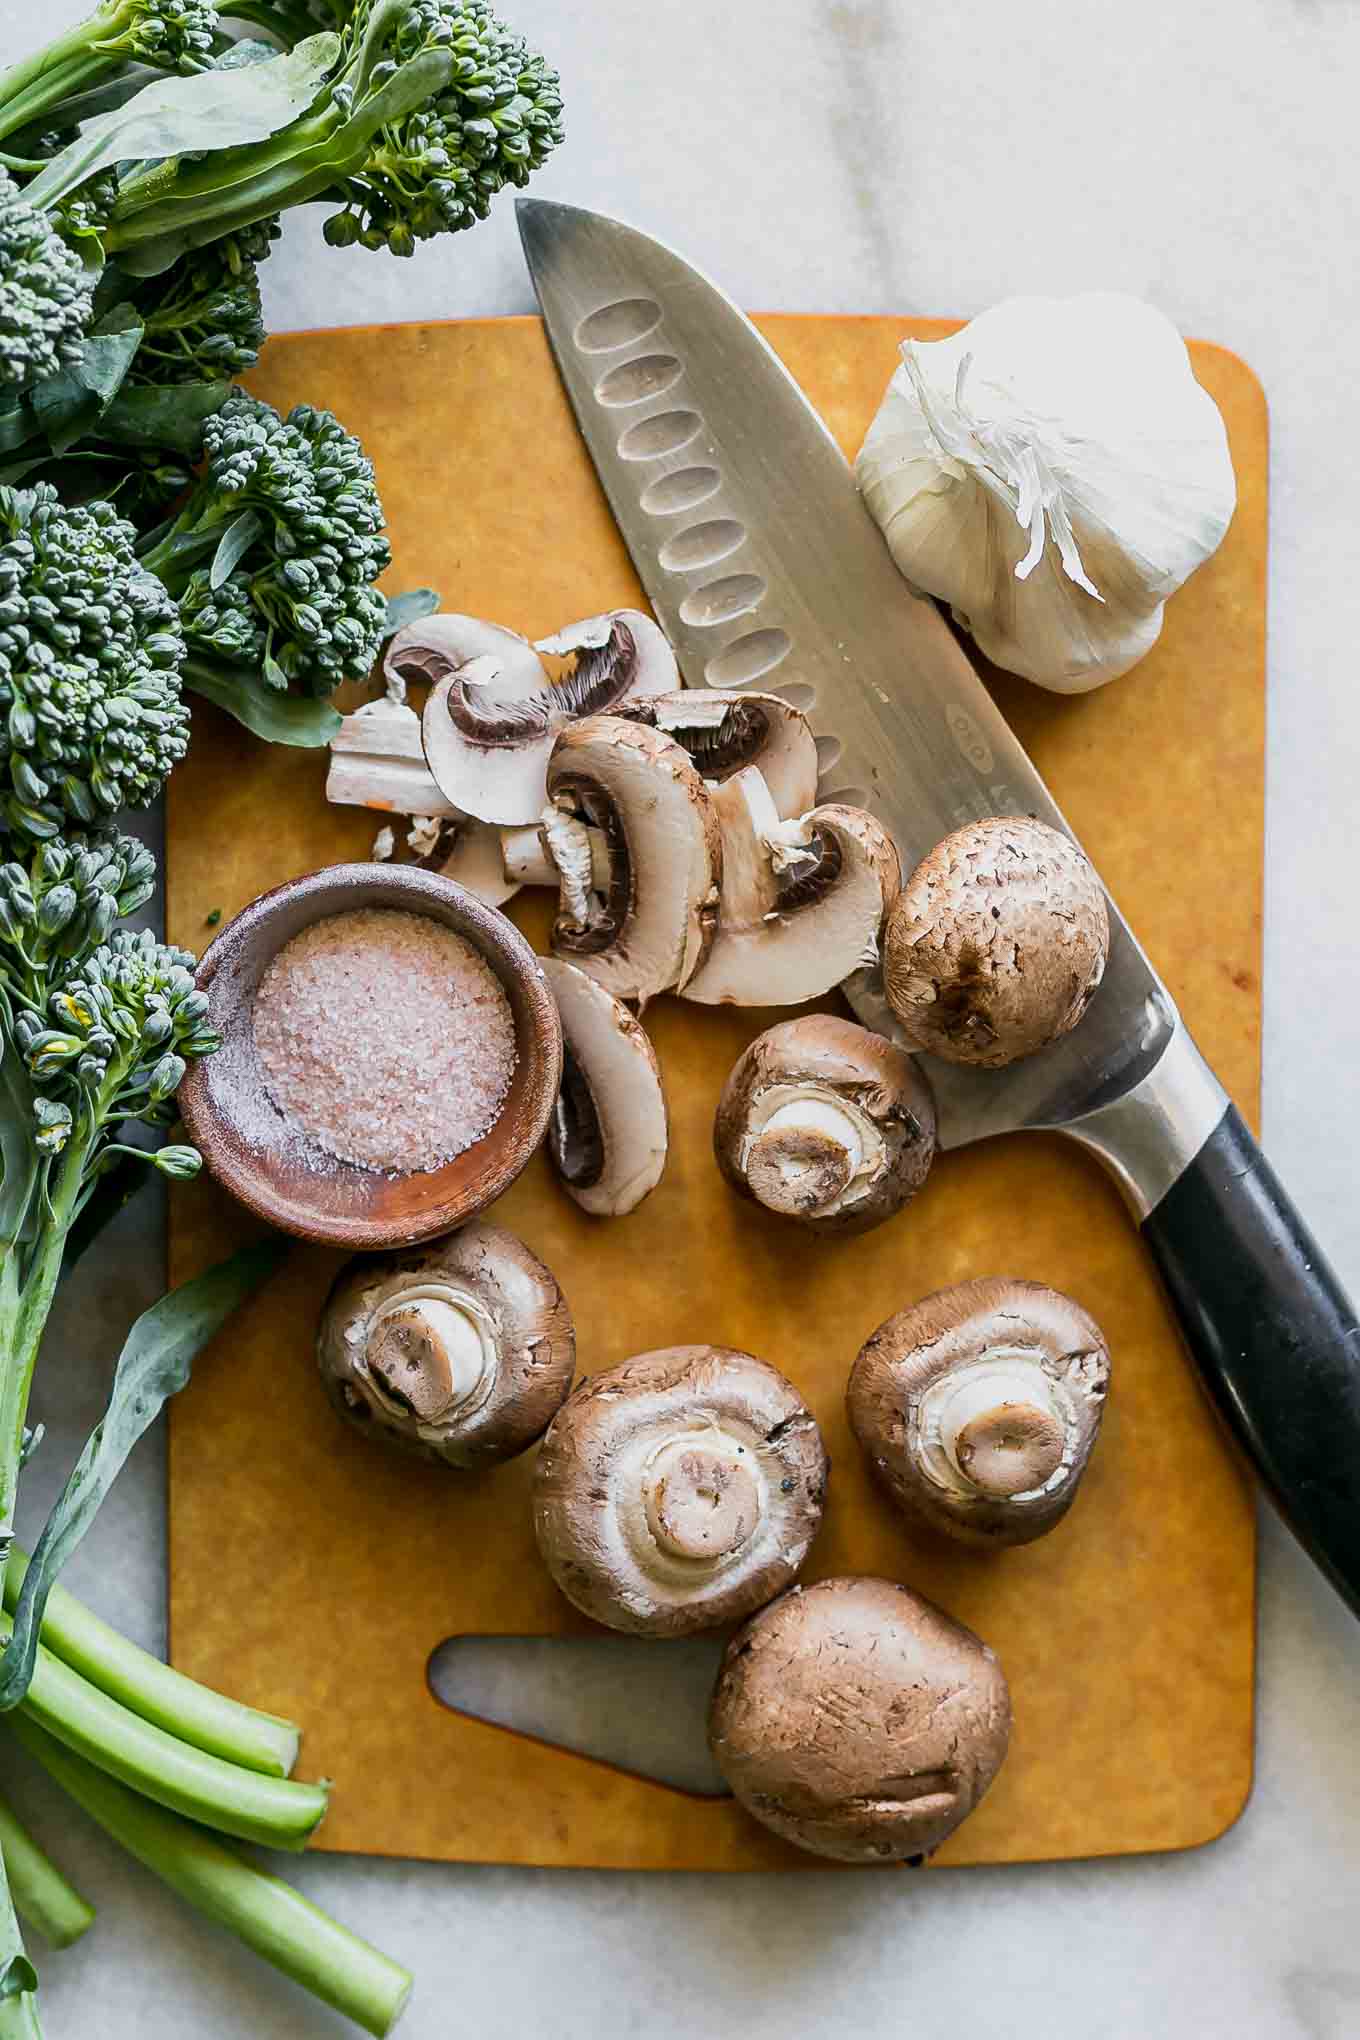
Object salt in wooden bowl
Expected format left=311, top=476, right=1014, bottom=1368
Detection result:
left=178, top=863, right=563, bottom=1249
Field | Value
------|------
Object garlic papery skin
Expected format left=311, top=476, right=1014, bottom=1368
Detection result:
left=362, top=1282, right=496, bottom=1434
left=855, top=293, right=1236, bottom=694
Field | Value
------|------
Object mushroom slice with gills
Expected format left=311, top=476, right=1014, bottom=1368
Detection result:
left=715, top=1015, right=936, bottom=1236
left=621, top=691, right=818, bottom=819
left=540, top=958, right=668, bottom=1217
left=708, top=1576, right=1011, bottom=1863
left=681, top=769, right=900, bottom=1007
left=532, top=1345, right=828, bottom=1636
left=882, top=815, right=1110, bottom=1068
left=544, top=715, right=722, bottom=1004
left=316, top=1222, right=576, bottom=1469
left=413, top=609, right=677, bottom=828
left=847, top=1276, right=1111, bottom=1547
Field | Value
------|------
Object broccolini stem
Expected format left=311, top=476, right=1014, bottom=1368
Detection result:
left=0, top=1831, right=39, bottom=2039
left=4, top=1620, right=328, bottom=1849
left=0, top=1785, right=94, bottom=1949
left=0, top=13, right=108, bottom=133
left=12, top=1719, right=412, bottom=2037
left=0, top=1131, right=92, bottom=1549
left=0, top=48, right=115, bottom=147
left=2, top=1546, right=300, bottom=1779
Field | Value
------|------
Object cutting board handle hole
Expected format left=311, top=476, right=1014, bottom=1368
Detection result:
left=427, top=1633, right=732, bottom=1799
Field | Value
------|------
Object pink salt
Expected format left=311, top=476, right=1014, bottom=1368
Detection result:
left=251, top=907, right=517, bottom=1175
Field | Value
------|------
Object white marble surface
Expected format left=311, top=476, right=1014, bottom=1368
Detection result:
left=3, top=0, right=1360, bottom=2033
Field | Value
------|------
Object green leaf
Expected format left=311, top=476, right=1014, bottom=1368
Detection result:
left=382, top=587, right=441, bottom=638
left=210, top=509, right=263, bottom=590
left=0, top=1239, right=286, bottom=1712
left=0, top=1953, right=37, bottom=2001
left=0, top=398, right=36, bottom=459
left=183, top=659, right=343, bottom=747
left=30, top=308, right=146, bottom=456
left=99, top=379, right=232, bottom=454
left=23, top=32, right=341, bottom=212
left=0, top=1027, right=37, bottom=1257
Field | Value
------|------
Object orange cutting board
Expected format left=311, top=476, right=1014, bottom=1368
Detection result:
left=165, top=315, right=1266, bottom=1870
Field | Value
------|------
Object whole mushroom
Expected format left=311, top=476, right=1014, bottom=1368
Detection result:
left=541, top=957, right=668, bottom=1217
left=317, top=1223, right=575, bottom=1469
left=882, top=815, right=1109, bottom=1067
left=714, top=1016, right=936, bottom=1236
left=708, top=1576, right=1011, bottom=1863
left=848, top=1277, right=1110, bottom=1546
left=532, top=1345, right=828, bottom=1636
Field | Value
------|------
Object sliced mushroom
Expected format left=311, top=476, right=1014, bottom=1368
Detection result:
left=621, top=691, right=818, bottom=819
left=707, top=1576, right=1011, bottom=1863
left=407, top=814, right=523, bottom=908
left=327, top=697, right=458, bottom=817
left=532, top=1345, right=828, bottom=1636
left=541, top=958, right=668, bottom=1217
left=847, top=1277, right=1110, bottom=1546
left=714, top=1016, right=936, bottom=1235
left=681, top=770, right=900, bottom=1006
left=544, top=715, right=722, bottom=1004
left=317, top=1222, right=575, bottom=1469
left=413, top=610, right=677, bottom=827
left=882, top=816, right=1109, bottom=1068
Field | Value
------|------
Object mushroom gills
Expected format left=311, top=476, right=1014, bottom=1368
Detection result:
left=626, top=691, right=819, bottom=818
left=550, top=1043, right=605, bottom=1188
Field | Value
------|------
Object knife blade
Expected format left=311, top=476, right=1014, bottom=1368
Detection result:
left=517, top=196, right=1360, bottom=1617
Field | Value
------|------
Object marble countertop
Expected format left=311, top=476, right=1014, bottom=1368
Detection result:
left=3, top=0, right=1360, bottom=2033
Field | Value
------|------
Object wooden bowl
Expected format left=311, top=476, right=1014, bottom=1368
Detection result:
left=178, top=863, right=563, bottom=1250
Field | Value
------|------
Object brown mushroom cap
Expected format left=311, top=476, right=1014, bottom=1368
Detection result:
left=848, top=1276, right=1110, bottom=1547
left=317, top=1221, right=575, bottom=1468
left=714, top=1015, right=936, bottom=1237
left=532, top=1345, right=828, bottom=1636
left=708, top=1576, right=1011, bottom=1862
left=882, top=816, right=1109, bottom=1068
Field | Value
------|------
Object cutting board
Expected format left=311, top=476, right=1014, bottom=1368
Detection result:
left=165, top=315, right=1266, bottom=1870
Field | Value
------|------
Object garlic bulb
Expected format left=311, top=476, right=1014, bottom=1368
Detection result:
left=855, top=293, right=1236, bottom=693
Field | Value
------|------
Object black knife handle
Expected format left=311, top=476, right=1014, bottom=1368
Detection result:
left=1142, top=1102, right=1360, bottom=1613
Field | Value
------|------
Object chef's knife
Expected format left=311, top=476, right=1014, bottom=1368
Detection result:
left=517, top=196, right=1360, bottom=1615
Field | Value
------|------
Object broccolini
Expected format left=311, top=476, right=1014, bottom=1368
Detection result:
left=139, top=389, right=391, bottom=713
left=0, top=169, right=94, bottom=390
left=0, top=485, right=189, bottom=842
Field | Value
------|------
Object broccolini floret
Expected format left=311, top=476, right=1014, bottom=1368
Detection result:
left=0, top=485, right=190, bottom=842
left=139, top=390, right=391, bottom=698
left=123, top=239, right=268, bottom=386
left=106, top=0, right=564, bottom=265
left=0, top=169, right=95, bottom=389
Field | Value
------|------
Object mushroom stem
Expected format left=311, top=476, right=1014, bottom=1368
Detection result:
left=503, top=819, right=612, bottom=893
left=364, top=1285, right=492, bottom=1424
left=924, top=1354, right=1068, bottom=1499
left=746, top=1098, right=864, bottom=1218
left=642, top=1434, right=761, bottom=1561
